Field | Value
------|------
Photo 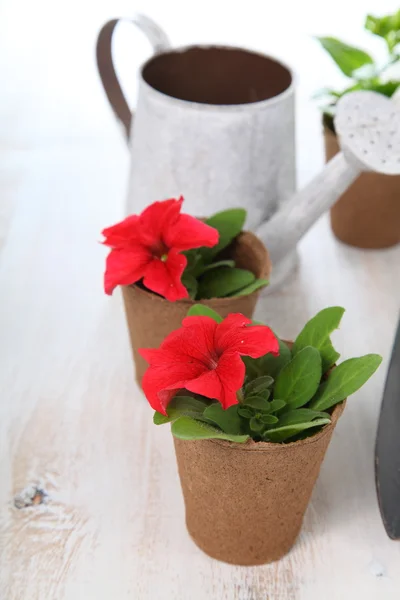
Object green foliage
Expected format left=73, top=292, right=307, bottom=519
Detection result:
left=365, top=10, right=400, bottom=52
left=197, top=267, right=255, bottom=299
left=203, top=403, right=242, bottom=434
left=293, top=306, right=344, bottom=372
left=229, top=278, right=269, bottom=297
left=264, top=419, right=332, bottom=443
left=309, top=354, right=382, bottom=411
left=243, top=338, right=291, bottom=380
left=201, top=259, right=236, bottom=272
left=180, top=272, right=198, bottom=299
left=315, top=10, right=400, bottom=128
left=245, top=375, right=274, bottom=396
left=316, top=37, right=373, bottom=77
left=171, top=417, right=249, bottom=442
left=154, top=307, right=382, bottom=444
left=274, top=347, right=322, bottom=409
left=186, top=304, right=223, bottom=322
left=202, top=209, right=246, bottom=259
left=181, top=209, right=268, bottom=300
left=153, top=395, right=209, bottom=425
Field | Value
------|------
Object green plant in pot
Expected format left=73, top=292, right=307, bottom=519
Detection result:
left=139, top=305, right=382, bottom=565
left=102, top=197, right=270, bottom=384
left=315, top=10, right=400, bottom=250
left=315, top=10, right=400, bottom=130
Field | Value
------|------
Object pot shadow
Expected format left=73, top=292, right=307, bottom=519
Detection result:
left=301, top=395, right=383, bottom=540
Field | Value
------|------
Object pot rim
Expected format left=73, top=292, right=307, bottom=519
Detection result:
left=206, top=400, right=345, bottom=452
left=123, top=230, right=271, bottom=308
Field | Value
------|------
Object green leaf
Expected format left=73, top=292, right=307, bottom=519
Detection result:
left=316, top=36, right=373, bottom=77
left=186, top=304, right=223, bottom=323
left=200, top=259, right=235, bottom=274
left=274, top=346, right=322, bottom=409
left=264, top=418, right=331, bottom=442
left=369, top=80, right=400, bottom=98
left=309, top=354, right=383, bottom=411
left=268, top=399, right=287, bottom=413
left=203, top=403, right=242, bottom=434
left=249, top=416, right=264, bottom=432
left=245, top=375, right=274, bottom=396
left=229, top=278, right=269, bottom=297
left=171, top=416, right=249, bottom=442
left=181, top=272, right=198, bottom=299
left=243, top=338, right=291, bottom=380
left=197, top=267, right=255, bottom=299
left=244, top=394, right=271, bottom=411
left=260, top=414, right=279, bottom=425
left=365, top=11, right=400, bottom=52
left=153, top=395, right=208, bottom=425
left=182, top=249, right=205, bottom=277
left=276, top=408, right=330, bottom=427
left=237, top=407, right=254, bottom=419
left=202, top=208, right=247, bottom=259
left=292, top=307, right=345, bottom=372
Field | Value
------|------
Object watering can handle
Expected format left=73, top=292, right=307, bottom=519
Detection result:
left=96, top=14, right=171, bottom=141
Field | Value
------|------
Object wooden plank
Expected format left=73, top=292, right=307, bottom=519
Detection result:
left=1, top=1, right=400, bottom=599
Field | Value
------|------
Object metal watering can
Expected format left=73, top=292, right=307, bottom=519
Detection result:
left=97, top=14, right=400, bottom=287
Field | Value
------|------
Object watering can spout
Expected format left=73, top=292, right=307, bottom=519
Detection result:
left=256, top=91, right=400, bottom=286
left=256, top=152, right=359, bottom=266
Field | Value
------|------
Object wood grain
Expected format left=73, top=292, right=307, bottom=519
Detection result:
left=1, top=1, right=400, bottom=599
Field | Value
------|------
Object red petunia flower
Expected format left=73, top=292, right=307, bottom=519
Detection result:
left=102, top=197, right=219, bottom=301
left=139, top=313, right=279, bottom=415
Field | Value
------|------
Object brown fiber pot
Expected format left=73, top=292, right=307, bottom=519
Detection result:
left=122, top=231, right=271, bottom=385
left=174, top=400, right=345, bottom=566
left=325, top=126, right=400, bottom=249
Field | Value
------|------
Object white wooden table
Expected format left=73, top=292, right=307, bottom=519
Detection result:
left=1, top=1, right=400, bottom=598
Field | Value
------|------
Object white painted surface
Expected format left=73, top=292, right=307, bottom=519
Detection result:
left=0, top=1, right=399, bottom=599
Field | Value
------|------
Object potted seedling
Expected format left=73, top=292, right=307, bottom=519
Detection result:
left=140, top=305, right=382, bottom=565
left=315, top=9, right=400, bottom=249
left=102, top=197, right=270, bottom=383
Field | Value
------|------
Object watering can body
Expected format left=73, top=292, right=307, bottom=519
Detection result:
left=97, top=15, right=400, bottom=287
left=127, top=72, right=296, bottom=234
left=96, top=15, right=297, bottom=285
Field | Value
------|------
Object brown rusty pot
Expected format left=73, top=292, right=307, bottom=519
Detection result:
left=174, top=396, right=345, bottom=566
left=122, top=231, right=271, bottom=385
left=324, top=126, right=400, bottom=249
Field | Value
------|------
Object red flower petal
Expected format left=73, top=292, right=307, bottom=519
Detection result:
left=141, top=354, right=208, bottom=414
left=138, top=197, right=183, bottom=247
left=214, top=313, right=279, bottom=358
left=142, top=248, right=188, bottom=301
left=141, top=369, right=176, bottom=415
left=102, top=215, right=141, bottom=248
left=176, top=316, right=218, bottom=362
left=165, top=214, right=219, bottom=251
left=185, top=355, right=243, bottom=409
left=215, top=351, right=245, bottom=408
left=104, top=247, right=152, bottom=295
left=185, top=369, right=222, bottom=401
left=139, top=313, right=279, bottom=414
left=141, top=317, right=218, bottom=370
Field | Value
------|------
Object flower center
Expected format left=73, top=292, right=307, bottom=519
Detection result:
left=150, top=240, right=169, bottom=260
left=208, top=357, right=218, bottom=370
left=207, top=350, right=221, bottom=370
